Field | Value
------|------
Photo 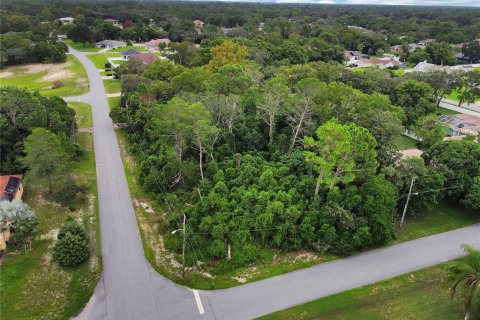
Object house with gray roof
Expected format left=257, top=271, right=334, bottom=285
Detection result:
left=96, top=40, right=127, bottom=49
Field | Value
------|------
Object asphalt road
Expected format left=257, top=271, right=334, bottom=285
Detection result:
left=68, top=47, right=480, bottom=320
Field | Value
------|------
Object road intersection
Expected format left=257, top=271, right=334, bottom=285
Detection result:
left=67, top=47, right=480, bottom=320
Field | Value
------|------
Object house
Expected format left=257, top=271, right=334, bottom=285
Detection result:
left=440, top=114, right=480, bottom=138
left=130, top=53, right=159, bottom=64
left=193, top=20, right=204, bottom=28
left=104, top=18, right=119, bottom=25
left=344, top=50, right=369, bottom=64
left=354, top=58, right=400, bottom=69
left=59, top=17, right=74, bottom=24
left=0, top=175, right=23, bottom=202
left=408, top=60, right=445, bottom=73
left=144, top=38, right=170, bottom=51
left=418, top=39, right=435, bottom=47
left=96, top=40, right=127, bottom=49
left=121, top=49, right=141, bottom=61
left=399, top=148, right=424, bottom=160
left=455, top=52, right=480, bottom=64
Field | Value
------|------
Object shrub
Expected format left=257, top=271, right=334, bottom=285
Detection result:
left=57, top=218, right=87, bottom=240
left=52, top=80, right=65, bottom=89
left=52, top=176, right=87, bottom=205
left=52, top=232, right=89, bottom=267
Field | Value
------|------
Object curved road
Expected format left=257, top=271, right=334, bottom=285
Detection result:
left=68, top=47, right=480, bottom=320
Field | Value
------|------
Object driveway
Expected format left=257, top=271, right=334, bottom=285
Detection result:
left=68, top=46, right=480, bottom=320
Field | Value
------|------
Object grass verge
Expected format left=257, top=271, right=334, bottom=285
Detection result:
left=108, top=96, right=121, bottom=111
left=257, top=261, right=463, bottom=320
left=68, top=102, right=92, bottom=128
left=0, top=132, right=100, bottom=320
left=103, top=79, right=121, bottom=94
left=395, top=201, right=480, bottom=243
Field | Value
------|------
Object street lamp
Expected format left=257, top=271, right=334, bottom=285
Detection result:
left=172, top=214, right=186, bottom=278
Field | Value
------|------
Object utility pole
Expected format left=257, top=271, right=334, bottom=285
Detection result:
left=400, top=176, right=416, bottom=229
left=182, top=214, right=186, bottom=278
left=171, top=214, right=186, bottom=278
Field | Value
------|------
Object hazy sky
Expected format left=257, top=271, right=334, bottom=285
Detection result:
left=198, top=0, right=480, bottom=6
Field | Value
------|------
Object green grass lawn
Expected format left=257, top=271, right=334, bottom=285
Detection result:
left=395, top=201, right=480, bottom=243
left=1, top=132, right=100, bottom=320
left=103, top=79, right=121, bottom=94
left=391, top=68, right=405, bottom=76
left=0, top=55, right=88, bottom=97
left=397, top=135, right=418, bottom=149
left=69, top=102, right=92, bottom=128
left=445, top=88, right=465, bottom=102
left=437, top=106, right=460, bottom=115
left=108, top=96, right=121, bottom=111
left=258, top=262, right=463, bottom=320
left=87, top=53, right=121, bottom=69
left=64, top=39, right=101, bottom=52
left=107, top=45, right=146, bottom=53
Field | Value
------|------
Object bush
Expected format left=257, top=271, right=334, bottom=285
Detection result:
left=52, top=80, right=65, bottom=89
left=57, top=218, right=87, bottom=240
left=52, top=232, right=89, bottom=267
left=52, top=176, right=87, bottom=205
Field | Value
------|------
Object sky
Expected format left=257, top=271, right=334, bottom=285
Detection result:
left=194, top=0, right=480, bottom=6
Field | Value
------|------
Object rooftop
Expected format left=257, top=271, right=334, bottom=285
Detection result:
left=0, top=175, right=23, bottom=202
left=130, top=53, right=158, bottom=64
left=121, top=49, right=141, bottom=55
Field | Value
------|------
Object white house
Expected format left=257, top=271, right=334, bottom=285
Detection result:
left=59, top=17, right=74, bottom=24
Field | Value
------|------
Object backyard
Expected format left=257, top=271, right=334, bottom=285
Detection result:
left=87, top=53, right=121, bottom=69
left=0, top=55, right=89, bottom=97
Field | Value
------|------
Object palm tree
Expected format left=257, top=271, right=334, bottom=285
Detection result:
left=448, top=245, right=480, bottom=320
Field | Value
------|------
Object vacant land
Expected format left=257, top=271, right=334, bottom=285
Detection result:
left=64, top=39, right=101, bottom=52
left=0, top=55, right=88, bottom=97
left=114, top=127, right=479, bottom=290
left=258, top=261, right=463, bottom=320
left=1, top=131, right=100, bottom=320
left=69, top=102, right=93, bottom=128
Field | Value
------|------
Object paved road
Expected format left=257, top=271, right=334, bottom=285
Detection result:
left=68, top=47, right=480, bottom=320
left=439, top=98, right=480, bottom=116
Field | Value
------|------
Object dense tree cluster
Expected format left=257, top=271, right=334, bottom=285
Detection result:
left=0, top=86, right=77, bottom=174
left=108, top=35, right=479, bottom=269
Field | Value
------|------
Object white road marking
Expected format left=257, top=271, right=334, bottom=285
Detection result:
left=192, top=289, right=205, bottom=314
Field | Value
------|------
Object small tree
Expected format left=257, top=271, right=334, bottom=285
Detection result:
left=0, top=200, right=37, bottom=250
left=52, top=219, right=89, bottom=267
left=21, top=128, right=67, bottom=193
left=447, top=245, right=480, bottom=320
left=461, top=176, right=480, bottom=211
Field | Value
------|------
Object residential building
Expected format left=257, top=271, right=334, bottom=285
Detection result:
left=144, top=38, right=170, bottom=51
left=130, top=53, right=159, bottom=64
left=0, top=175, right=23, bottom=202
left=193, top=20, right=204, bottom=28
left=344, top=50, right=369, bottom=64
left=96, top=40, right=127, bottom=49
left=121, top=49, right=141, bottom=61
left=408, top=60, right=444, bottom=73
left=440, top=114, right=480, bottom=138
left=104, top=18, right=119, bottom=25
left=353, top=58, right=400, bottom=68
left=59, top=17, right=74, bottom=24
left=399, top=148, right=424, bottom=160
